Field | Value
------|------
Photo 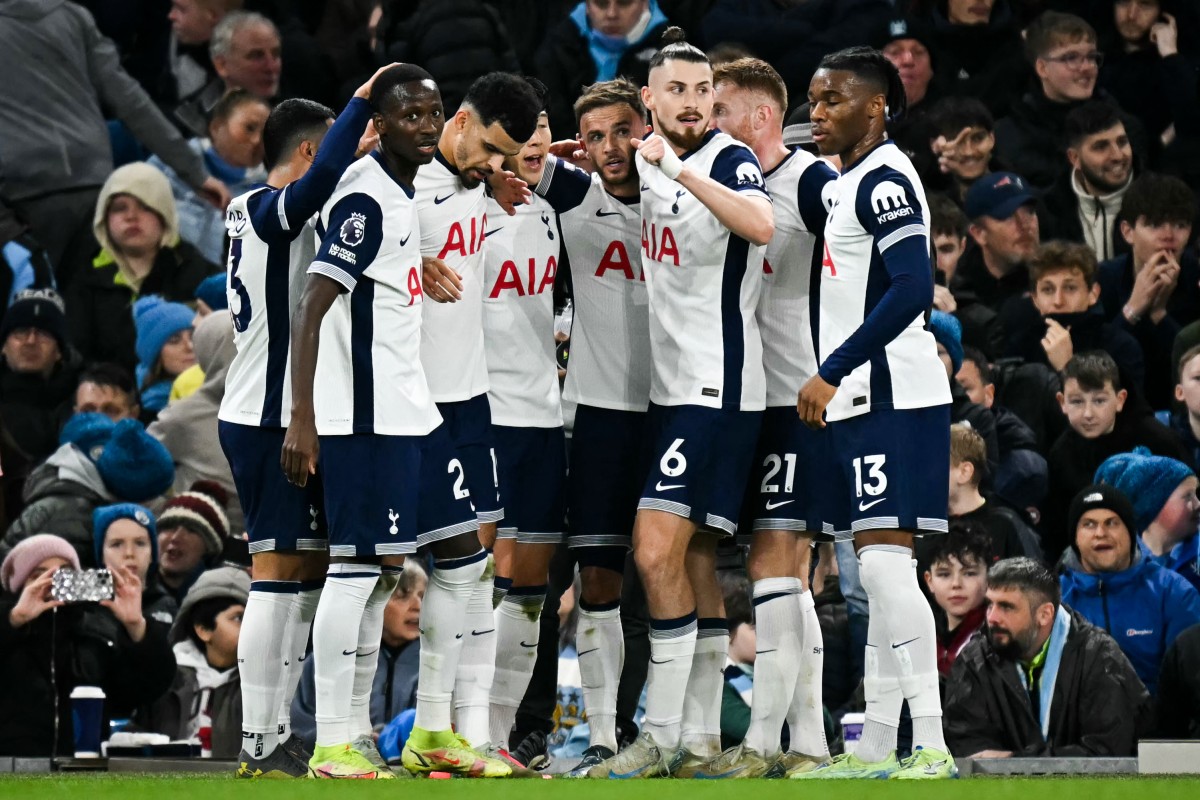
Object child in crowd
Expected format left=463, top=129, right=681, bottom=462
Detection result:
left=923, top=526, right=991, bottom=678
left=133, top=295, right=196, bottom=422
left=945, top=424, right=1040, bottom=563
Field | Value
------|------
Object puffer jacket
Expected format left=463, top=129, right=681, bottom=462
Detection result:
left=1060, top=547, right=1200, bottom=696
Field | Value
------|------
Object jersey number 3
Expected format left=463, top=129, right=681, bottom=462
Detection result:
left=228, top=239, right=252, bottom=332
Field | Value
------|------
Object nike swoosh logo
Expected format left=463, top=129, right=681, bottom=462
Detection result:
left=298, top=653, right=308, bottom=662
left=650, top=657, right=672, bottom=664
left=764, top=499, right=793, bottom=510
left=283, top=659, right=290, bottom=667
left=433, top=193, right=453, bottom=204
left=595, top=209, right=622, bottom=218
left=924, top=760, right=948, bottom=774
left=655, top=481, right=685, bottom=491
left=484, top=228, right=503, bottom=238
left=755, top=649, right=778, bottom=654
left=399, top=233, right=411, bottom=246
left=858, top=497, right=887, bottom=511
left=520, top=640, right=538, bottom=648
left=892, top=637, right=919, bottom=649
left=357, top=648, right=378, bottom=657
left=342, top=648, right=356, bottom=655
left=455, top=633, right=463, bottom=639
left=471, top=628, right=495, bottom=636
left=578, top=648, right=600, bottom=657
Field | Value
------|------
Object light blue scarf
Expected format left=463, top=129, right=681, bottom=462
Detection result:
left=1015, top=605, right=1072, bottom=738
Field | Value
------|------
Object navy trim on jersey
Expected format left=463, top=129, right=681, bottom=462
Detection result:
left=838, top=138, right=893, bottom=176
left=709, top=143, right=768, bottom=197
left=434, top=147, right=460, bottom=176
left=721, top=236, right=749, bottom=408
left=796, top=158, right=836, bottom=233
left=762, top=147, right=798, bottom=179
left=370, top=151, right=417, bottom=198
left=350, top=279, right=375, bottom=432
left=313, top=192, right=385, bottom=289
left=537, top=155, right=591, bottom=212
left=261, top=226, right=293, bottom=425
left=679, top=129, right=719, bottom=160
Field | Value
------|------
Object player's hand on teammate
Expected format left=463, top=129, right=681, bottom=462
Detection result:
left=549, top=138, right=590, bottom=170
left=797, top=374, right=836, bottom=429
left=487, top=169, right=531, bottom=216
left=355, top=62, right=403, bottom=99
left=281, top=417, right=320, bottom=488
left=356, top=119, right=380, bottom=158
left=422, top=256, right=463, bottom=303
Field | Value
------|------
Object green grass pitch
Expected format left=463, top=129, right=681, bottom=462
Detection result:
left=3, top=774, right=1200, bottom=800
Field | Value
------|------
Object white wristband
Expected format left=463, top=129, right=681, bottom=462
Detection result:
left=658, top=146, right=683, bottom=181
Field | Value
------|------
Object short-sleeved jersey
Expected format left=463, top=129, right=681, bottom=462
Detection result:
left=638, top=129, right=769, bottom=411
left=818, top=141, right=950, bottom=422
left=219, top=97, right=372, bottom=429
left=414, top=150, right=489, bottom=402
left=309, top=152, right=441, bottom=436
left=535, top=155, right=650, bottom=412
left=482, top=193, right=563, bottom=428
left=759, top=148, right=837, bottom=407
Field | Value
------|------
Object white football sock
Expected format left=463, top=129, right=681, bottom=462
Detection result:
left=276, top=579, right=321, bottom=743
left=493, top=575, right=511, bottom=609
left=743, top=578, right=801, bottom=757
left=576, top=600, right=624, bottom=752
left=489, top=586, right=546, bottom=745
left=350, top=567, right=400, bottom=738
left=681, top=618, right=727, bottom=758
left=642, top=612, right=697, bottom=750
left=452, top=557, right=497, bottom=747
left=859, top=545, right=946, bottom=752
left=853, top=548, right=904, bottom=763
left=238, top=580, right=298, bottom=759
left=415, top=550, right=487, bottom=733
left=787, top=589, right=829, bottom=758
left=313, top=564, right=379, bottom=747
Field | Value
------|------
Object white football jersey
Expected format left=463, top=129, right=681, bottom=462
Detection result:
left=482, top=193, right=563, bottom=428
left=818, top=141, right=950, bottom=421
left=414, top=152, right=489, bottom=402
left=759, top=149, right=838, bottom=406
left=309, top=152, right=441, bottom=436
left=535, top=155, right=650, bottom=412
left=638, top=130, right=769, bottom=411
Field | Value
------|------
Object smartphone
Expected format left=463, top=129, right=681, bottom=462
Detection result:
left=51, top=568, right=115, bottom=603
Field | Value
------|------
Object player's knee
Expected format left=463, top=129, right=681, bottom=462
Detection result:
left=429, top=530, right=484, bottom=561
left=579, top=566, right=623, bottom=606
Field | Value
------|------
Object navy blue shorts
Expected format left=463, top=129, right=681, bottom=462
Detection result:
left=218, top=421, right=326, bottom=554
left=638, top=403, right=762, bottom=536
left=819, top=405, right=951, bottom=539
left=437, top=394, right=503, bottom=525
left=737, top=406, right=832, bottom=544
left=319, top=425, right=478, bottom=558
left=493, top=425, right=566, bottom=544
left=567, top=405, right=651, bottom=553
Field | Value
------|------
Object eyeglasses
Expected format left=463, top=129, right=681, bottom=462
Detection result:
left=1043, top=50, right=1104, bottom=69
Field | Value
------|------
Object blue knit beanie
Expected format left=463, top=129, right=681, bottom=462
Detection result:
left=1094, top=446, right=1196, bottom=533
left=133, top=295, right=194, bottom=369
left=93, top=503, right=157, bottom=572
left=194, top=274, right=228, bottom=312
left=95, top=418, right=175, bottom=502
left=929, top=311, right=964, bottom=374
left=60, top=411, right=116, bottom=461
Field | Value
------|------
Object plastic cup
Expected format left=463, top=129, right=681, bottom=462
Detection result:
left=841, top=712, right=865, bottom=755
left=70, top=686, right=106, bottom=758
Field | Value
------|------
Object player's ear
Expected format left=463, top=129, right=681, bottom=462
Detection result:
left=372, top=112, right=388, bottom=139
left=454, top=108, right=470, bottom=132
left=641, top=85, right=654, bottom=112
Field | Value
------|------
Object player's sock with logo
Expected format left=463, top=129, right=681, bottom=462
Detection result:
left=313, top=563, right=380, bottom=747
left=276, top=578, right=322, bottom=744
left=415, top=550, right=488, bottom=733
left=490, top=585, right=546, bottom=745
left=492, top=575, right=512, bottom=609
left=859, top=545, right=947, bottom=753
left=350, top=567, right=401, bottom=738
left=744, top=578, right=802, bottom=756
left=452, top=563, right=497, bottom=746
left=238, top=580, right=298, bottom=759
left=853, top=548, right=906, bottom=763
left=576, top=599, right=623, bottom=752
left=786, top=589, right=830, bottom=758
left=681, top=618, right=728, bottom=757
left=642, top=612, right=697, bottom=750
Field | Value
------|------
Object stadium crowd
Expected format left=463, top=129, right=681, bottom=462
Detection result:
left=1, top=0, right=1200, bottom=774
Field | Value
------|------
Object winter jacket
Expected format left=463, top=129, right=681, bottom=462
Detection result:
left=949, top=244, right=1028, bottom=358
left=1099, top=43, right=1200, bottom=148
left=136, top=640, right=241, bottom=757
left=536, top=1, right=670, bottom=138
left=0, top=444, right=116, bottom=567
left=0, top=347, right=84, bottom=465
left=1060, top=547, right=1200, bottom=696
left=936, top=605, right=985, bottom=678
left=991, top=406, right=1048, bottom=512
left=1156, top=622, right=1200, bottom=738
left=951, top=384, right=1000, bottom=476
left=949, top=497, right=1042, bottom=564
left=0, top=0, right=207, bottom=203
left=990, top=358, right=1065, bottom=454
left=1037, top=169, right=1130, bottom=263
left=944, top=606, right=1151, bottom=757
left=0, top=595, right=176, bottom=756
left=1164, top=409, right=1200, bottom=476
left=1141, top=530, right=1200, bottom=595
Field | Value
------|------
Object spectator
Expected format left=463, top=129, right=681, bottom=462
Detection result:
left=930, top=193, right=970, bottom=286
left=1059, top=483, right=1200, bottom=695
left=0, top=199, right=55, bottom=308
left=1156, top=622, right=1200, bottom=738
left=924, top=526, right=990, bottom=677
left=946, top=423, right=1041, bottom=562
left=951, top=172, right=1040, bottom=356
left=0, top=417, right=176, bottom=567
left=74, top=363, right=142, bottom=422
left=944, top=556, right=1151, bottom=757
left=926, top=97, right=1001, bottom=207
left=0, top=533, right=177, bottom=756
left=877, top=16, right=941, bottom=176
left=1168, top=345, right=1200, bottom=467
left=148, top=313, right=240, bottom=530
left=1043, top=352, right=1188, bottom=560
left=1038, top=102, right=1135, bottom=261
left=536, top=0, right=670, bottom=138
left=957, top=347, right=1049, bottom=512
left=67, top=163, right=218, bottom=372
left=999, top=240, right=1145, bottom=390
left=193, top=272, right=229, bottom=319
left=930, top=312, right=1002, bottom=472
left=137, top=565, right=249, bottom=758
left=717, top=570, right=754, bottom=751
left=1096, top=447, right=1200, bottom=593
left=162, top=0, right=237, bottom=110
left=292, top=560, right=427, bottom=747
left=994, top=11, right=1146, bottom=191
left=151, top=89, right=269, bottom=265
left=1099, top=173, right=1200, bottom=411
left=94, top=502, right=178, bottom=629
left=154, top=481, right=231, bottom=604
left=0, top=0, right=227, bottom=287
left=0, top=290, right=83, bottom=465
left=134, top=296, right=197, bottom=423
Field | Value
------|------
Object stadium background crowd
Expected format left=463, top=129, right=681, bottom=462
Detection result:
left=1, top=0, right=1200, bottom=766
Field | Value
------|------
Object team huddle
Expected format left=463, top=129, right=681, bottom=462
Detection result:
left=221, top=28, right=956, bottom=781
